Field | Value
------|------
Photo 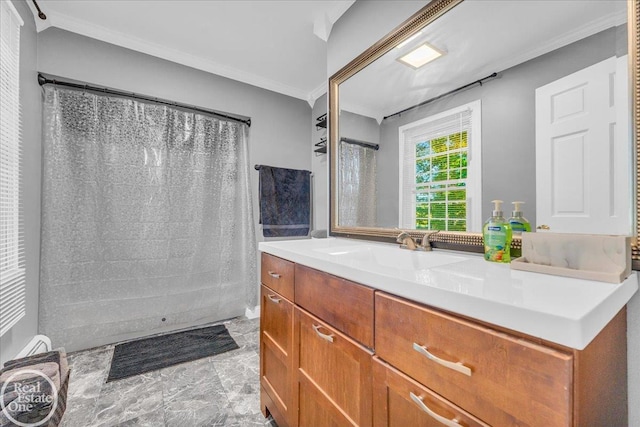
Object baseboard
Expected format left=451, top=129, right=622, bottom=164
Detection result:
left=245, top=305, right=260, bottom=319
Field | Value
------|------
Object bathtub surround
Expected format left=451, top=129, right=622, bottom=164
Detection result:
left=39, top=86, right=257, bottom=352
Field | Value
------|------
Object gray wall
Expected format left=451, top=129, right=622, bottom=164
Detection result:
left=36, top=27, right=312, bottom=321
left=328, top=2, right=640, bottom=425
left=0, top=26, right=312, bottom=358
left=340, top=110, right=381, bottom=146
left=377, top=26, right=622, bottom=228
left=0, top=1, right=43, bottom=365
left=312, top=93, right=328, bottom=232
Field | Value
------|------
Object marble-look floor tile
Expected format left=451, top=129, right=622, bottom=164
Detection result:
left=225, top=318, right=259, bottom=336
left=212, top=350, right=261, bottom=416
left=92, top=372, right=163, bottom=426
left=112, top=409, right=165, bottom=426
left=66, top=345, right=113, bottom=399
left=162, top=357, right=233, bottom=426
left=59, top=317, right=268, bottom=426
left=226, top=413, right=276, bottom=426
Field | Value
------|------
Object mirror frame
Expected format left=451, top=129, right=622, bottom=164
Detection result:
left=329, top=0, right=640, bottom=267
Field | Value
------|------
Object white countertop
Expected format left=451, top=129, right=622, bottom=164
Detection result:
left=259, top=237, right=638, bottom=350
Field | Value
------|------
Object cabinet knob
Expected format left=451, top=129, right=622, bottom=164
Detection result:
left=268, top=271, right=281, bottom=279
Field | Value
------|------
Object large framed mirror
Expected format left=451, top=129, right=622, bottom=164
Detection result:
left=330, top=0, right=640, bottom=265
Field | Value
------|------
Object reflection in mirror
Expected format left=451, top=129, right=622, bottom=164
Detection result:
left=336, top=0, right=631, bottom=236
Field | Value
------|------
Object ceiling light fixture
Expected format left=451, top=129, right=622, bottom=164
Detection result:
left=397, top=42, right=444, bottom=69
left=396, top=31, right=422, bottom=49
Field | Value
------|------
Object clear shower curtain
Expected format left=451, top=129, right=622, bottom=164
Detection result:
left=39, top=86, right=257, bottom=352
left=338, top=141, right=377, bottom=227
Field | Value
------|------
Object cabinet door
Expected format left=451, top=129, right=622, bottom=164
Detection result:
left=261, top=285, right=295, bottom=427
left=295, top=307, right=373, bottom=427
left=375, top=292, right=573, bottom=426
left=373, top=357, right=489, bottom=427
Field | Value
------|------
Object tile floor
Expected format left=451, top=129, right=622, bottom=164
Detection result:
left=60, top=317, right=276, bottom=427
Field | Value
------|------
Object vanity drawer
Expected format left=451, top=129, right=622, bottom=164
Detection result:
left=373, top=357, right=489, bottom=427
left=261, top=253, right=294, bottom=300
left=295, top=307, right=373, bottom=427
left=260, top=285, right=295, bottom=427
left=295, top=264, right=374, bottom=348
left=375, top=292, right=573, bottom=426
left=261, top=285, right=293, bottom=357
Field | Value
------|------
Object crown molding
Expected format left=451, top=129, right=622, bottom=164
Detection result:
left=41, top=10, right=314, bottom=102
left=25, top=0, right=51, bottom=32
left=308, top=82, right=328, bottom=107
left=491, top=8, right=627, bottom=82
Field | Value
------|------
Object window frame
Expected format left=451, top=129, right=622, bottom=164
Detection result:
left=398, top=100, right=482, bottom=232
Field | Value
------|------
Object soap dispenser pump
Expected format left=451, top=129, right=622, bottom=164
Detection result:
left=483, top=200, right=512, bottom=263
left=509, top=201, right=532, bottom=235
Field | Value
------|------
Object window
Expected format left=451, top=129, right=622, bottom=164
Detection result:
left=0, top=1, right=25, bottom=337
left=399, top=100, right=482, bottom=232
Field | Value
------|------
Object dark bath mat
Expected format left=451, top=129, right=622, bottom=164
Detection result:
left=107, top=324, right=239, bottom=382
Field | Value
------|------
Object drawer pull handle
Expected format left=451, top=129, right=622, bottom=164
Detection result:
left=267, top=294, right=281, bottom=304
left=312, top=324, right=334, bottom=343
left=412, top=343, right=472, bottom=376
left=268, top=271, right=281, bottom=279
left=409, top=392, right=461, bottom=427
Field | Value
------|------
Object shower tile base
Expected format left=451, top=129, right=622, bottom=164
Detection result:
left=59, top=317, right=277, bottom=427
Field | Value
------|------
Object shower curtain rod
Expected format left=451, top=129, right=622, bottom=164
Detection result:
left=37, top=73, right=252, bottom=127
left=383, top=72, right=498, bottom=121
left=340, top=137, right=379, bottom=151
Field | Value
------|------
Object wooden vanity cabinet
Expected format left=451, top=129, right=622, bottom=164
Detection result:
left=260, top=255, right=296, bottom=427
left=295, top=308, right=373, bottom=427
left=260, top=252, right=629, bottom=427
left=375, top=291, right=628, bottom=427
left=260, top=254, right=375, bottom=427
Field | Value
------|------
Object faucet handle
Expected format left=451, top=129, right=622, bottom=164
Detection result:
left=419, top=230, right=440, bottom=251
left=396, top=231, right=418, bottom=250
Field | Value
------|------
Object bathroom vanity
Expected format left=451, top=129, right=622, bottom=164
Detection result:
left=258, top=238, right=638, bottom=427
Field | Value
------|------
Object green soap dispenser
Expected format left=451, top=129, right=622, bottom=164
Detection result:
left=483, top=200, right=512, bottom=263
left=509, top=201, right=532, bottom=235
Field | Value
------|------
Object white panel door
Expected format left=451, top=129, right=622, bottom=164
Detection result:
left=535, top=56, right=631, bottom=235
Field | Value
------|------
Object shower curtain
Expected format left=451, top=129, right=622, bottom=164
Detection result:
left=39, top=86, right=257, bottom=352
left=338, top=141, right=377, bottom=227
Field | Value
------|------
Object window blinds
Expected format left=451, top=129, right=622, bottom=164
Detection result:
left=400, top=107, right=473, bottom=229
left=0, top=1, right=25, bottom=337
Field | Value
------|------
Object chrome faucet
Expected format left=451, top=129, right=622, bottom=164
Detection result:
left=396, top=232, right=418, bottom=250
left=418, top=230, right=440, bottom=251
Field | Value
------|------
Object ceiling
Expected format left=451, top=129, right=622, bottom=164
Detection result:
left=29, top=0, right=355, bottom=105
left=340, top=0, right=628, bottom=122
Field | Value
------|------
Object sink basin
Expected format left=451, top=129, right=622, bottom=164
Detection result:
left=313, top=244, right=467, bottom=272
